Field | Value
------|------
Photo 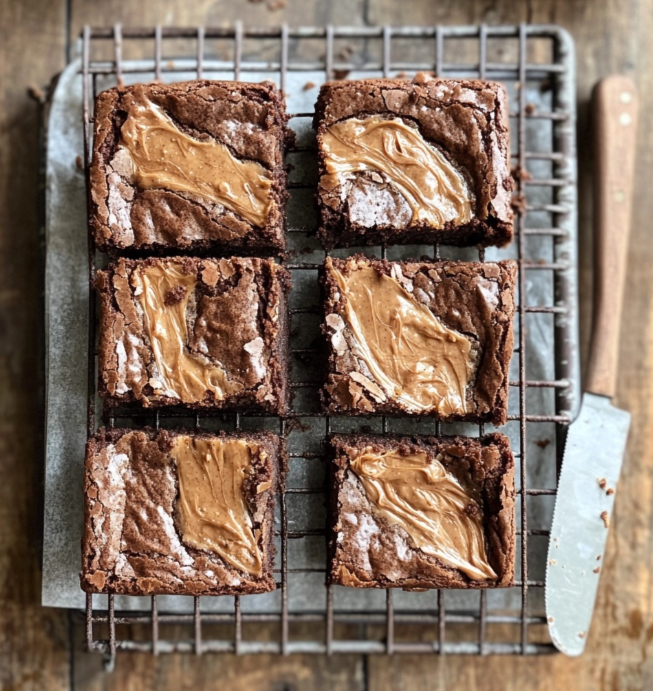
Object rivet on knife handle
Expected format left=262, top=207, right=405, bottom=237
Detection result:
left=586, top=75, right=638, bottom=399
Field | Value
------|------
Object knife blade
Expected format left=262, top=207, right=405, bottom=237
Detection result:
left=545, top=75, right=638, bottom=656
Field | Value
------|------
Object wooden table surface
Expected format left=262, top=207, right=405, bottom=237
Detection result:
left=2, top=0, right=652, bottom=688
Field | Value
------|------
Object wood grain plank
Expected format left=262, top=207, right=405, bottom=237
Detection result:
left=74, top=650, right=365, bottom=691
left=0, top=0, right=70, bottom=690
left=67, top=0, right=368, bottom=42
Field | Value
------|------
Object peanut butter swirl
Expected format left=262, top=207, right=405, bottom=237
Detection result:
left=320, top=116, right=474, bottom=227
left=132, top=262, right=242, bottom=403
left=330, top=261, right=472, bottom=414
left=174, top=436, right=264, bottom=576
left=117, top=98, right=272, bottom=227
left=350, top=448, right=496, bottom=581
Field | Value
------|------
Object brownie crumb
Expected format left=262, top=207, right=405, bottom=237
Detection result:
left=511, top=194, right=528, bottom=215
left=284, top=418, right=311, bottom=434
left=535, top=438, right=551, bottom=450
left=303, top=81, right=316, bottom=91
left=511, top=165, right=532, bottom=182
left=332, top=69, right=351, bottom=80
left=597, top=477, right=607, bottom=490
left=164, top=286, right=187, bottom=306
left=337, top=45, right=354, bottom=60
left=27, top=84, right=45, bottom=102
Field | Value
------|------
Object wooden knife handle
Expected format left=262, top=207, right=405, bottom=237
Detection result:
left=586, top=76, right=638, bottom=398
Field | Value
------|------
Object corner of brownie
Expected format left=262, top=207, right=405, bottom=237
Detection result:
left=90, top=80, right=292, bottom=255
left=81, top=427, right=285, bottom=596
left=97, top=256, right=291, bottom=412
left=326, top=433, right=515, bottom=589
left=313, top=74, right=513, bottom=249
left=321, top=254, right=517, bottom=425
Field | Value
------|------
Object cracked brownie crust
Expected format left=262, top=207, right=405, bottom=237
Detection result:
left=321, top=255, right=517, bottom=425
left=90, top=80, right=292, bottom=255
left=81, top=428, right=284, bottom=596
left=97, top=256, right=291, bottom=413
left=327, top=433, right=515, bottom=589
left=313, top=75, right=513, bottom=249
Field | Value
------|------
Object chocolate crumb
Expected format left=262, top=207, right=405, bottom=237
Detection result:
left=285, top=418, right=311, bottom=433
left=593, top=567, right=601, bottom=574
left=164, top=286, right=187, bottom=306
left=333, top=69, right=351, bottom=80
left=511, top=194, right=527, bottom=215
left=606, top=487, right=615, bottom=496
left=598, top=477, right=607, bottom=489
left=337, top=44, right=354, bottom=60
left=600, top=511, right=610, bottom=528
left=27, top=84, right=45, bottom=102
left=525, top=102, right=536, bottom=115
left=596, top=555, right=602, bottom=560
left=75, top=155, right=84, bottom=170
left=463, top=502, right=481, bottom=517
left=511, top=165, right=533, bottom=182
left=535, top=438, right=550, bottom=449
left=303, top=81, right=316, bottom=91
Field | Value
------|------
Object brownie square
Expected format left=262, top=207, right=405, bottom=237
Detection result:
left=97, top=256, right=290, bottom=413
left=321, top=255, right=516, bottom=425
left=313, top=74, right=513, bottom=249
left=327, top=433, right=515, bottom=589
left=90, top=80, right=291, bottom=255
left=81, top=428, right=284, bottom=596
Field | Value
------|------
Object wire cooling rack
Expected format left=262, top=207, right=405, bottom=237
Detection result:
left=79, top=23, right=579, bottom=666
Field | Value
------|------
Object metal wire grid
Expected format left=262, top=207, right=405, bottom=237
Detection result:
left=79, top=23, right=578, bottom=664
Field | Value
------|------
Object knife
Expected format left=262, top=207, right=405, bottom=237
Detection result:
left=545, top=75, right=638, bottom=656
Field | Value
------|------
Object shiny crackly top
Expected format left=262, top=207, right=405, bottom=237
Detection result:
left=174, top=436, right=266, bottom=576
left=116, top=94, right=272, bottom=227
left=319, top=115, right=474, bottom=228
left=131, top=261, right=244, bottom=403
left=328, top=260, right=473, bottom=415
left=349, top=447, right=497, bottom=581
